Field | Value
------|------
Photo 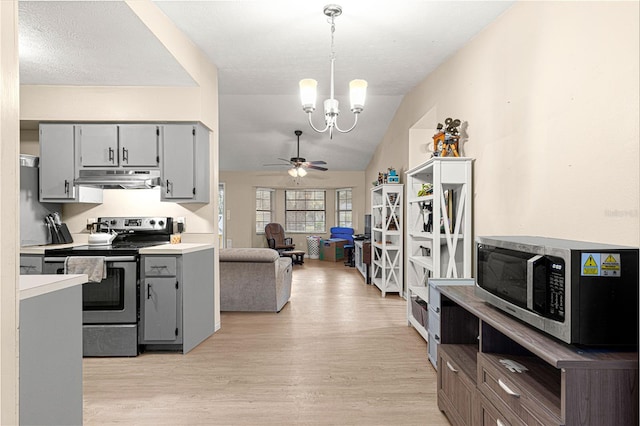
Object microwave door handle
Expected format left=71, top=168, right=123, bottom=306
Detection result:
left=527, top=255, right=544, bottom=310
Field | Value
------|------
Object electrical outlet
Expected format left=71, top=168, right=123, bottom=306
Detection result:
left=175, top=217, right=185, bottom=224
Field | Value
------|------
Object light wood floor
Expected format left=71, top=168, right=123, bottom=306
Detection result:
left=83, top=259, right=450, bottom=425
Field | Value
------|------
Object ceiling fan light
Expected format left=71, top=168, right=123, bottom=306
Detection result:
left=288, top=168, right=298, bottom=177
left=349, top=79, right=367, bottom=113
left=299, top=79, right=318, bottom=113
left=297, top=167, right=307, bottom=177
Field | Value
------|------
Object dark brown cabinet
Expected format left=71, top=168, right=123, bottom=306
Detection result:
left=436, top=286, right=638, bottom=426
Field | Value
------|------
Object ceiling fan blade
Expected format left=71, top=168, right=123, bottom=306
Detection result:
left=277, top=158, right=294, bottom=164
left=263, top=163, right=289, bottom=167
left=307, top=160, right=327, bottom=165
left=306, top=165, right=328, bottom=171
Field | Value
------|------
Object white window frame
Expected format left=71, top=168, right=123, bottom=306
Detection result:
left=336, top=187, right=353, bottom=228
left=256, top=188, right=274, bottom=234
left=285, top=189, right=326, bottom=233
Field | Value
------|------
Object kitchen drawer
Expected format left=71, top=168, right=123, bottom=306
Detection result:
left=144, top=256, right=177, bottom=276
left=20, top=255, right=43, bottom=275
left=477, top=353, right=562, bottom=426
left=437, top=344, right=478, bottom=426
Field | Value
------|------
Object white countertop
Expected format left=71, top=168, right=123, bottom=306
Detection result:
left=139, top=243, right=214, bottom=255
left=20, top=274, right=88, bottom=300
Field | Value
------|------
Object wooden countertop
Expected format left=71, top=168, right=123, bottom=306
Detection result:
left=439, top=285, right=638, bottom=369
left=20, top=274, right=88, bottom=300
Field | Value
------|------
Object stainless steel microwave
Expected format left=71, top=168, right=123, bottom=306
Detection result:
left=475, top=236, right=639, bottom=346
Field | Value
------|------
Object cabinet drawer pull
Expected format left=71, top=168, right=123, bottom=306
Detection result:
left=435, top=334, right=440, bottom=342
left=122, top=147, right=128, bottom=163
left=108, top=147, right=114, bottom=163
left=446, top=361, right=458, bottom=373
left=496, top=420, right=505, bottom=426
left=435, top=306, right=440, bottom=313
left=498, top=379, right=520, bottom=398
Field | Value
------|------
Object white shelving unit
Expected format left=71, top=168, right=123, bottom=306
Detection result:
left=405, top=158, right=473, bottom=355
left=370, top=184, right=403, bottom=297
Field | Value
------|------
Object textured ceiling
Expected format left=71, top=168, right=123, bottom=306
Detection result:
left=18, top=1, right=514, bottom=171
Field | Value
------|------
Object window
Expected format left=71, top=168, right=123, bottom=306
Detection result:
left=285, top=190, right=326, bottom=233
left=336, top=188, right=353, bottom=228
left=256, top=188, right=274, bottom=233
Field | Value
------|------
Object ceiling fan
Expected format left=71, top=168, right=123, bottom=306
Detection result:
left=265, top=130, right=328, bottom=177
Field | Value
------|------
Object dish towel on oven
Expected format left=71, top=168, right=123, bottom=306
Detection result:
left=64, top=256, right=107, bottom=283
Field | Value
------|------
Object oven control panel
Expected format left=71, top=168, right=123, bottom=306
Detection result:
left=97, top=217, right=173, bottom=233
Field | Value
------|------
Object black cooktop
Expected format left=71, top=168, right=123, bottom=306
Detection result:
left=45, top=241, right=170, bottom=257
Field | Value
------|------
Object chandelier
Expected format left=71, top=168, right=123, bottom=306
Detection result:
left=299, top=4, right=367, bottom=139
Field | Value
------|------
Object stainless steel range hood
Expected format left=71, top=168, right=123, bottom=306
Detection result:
left=74, top=170, right=161, bottom=189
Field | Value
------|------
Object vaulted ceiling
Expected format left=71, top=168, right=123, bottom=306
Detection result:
left=18, top=1, right=514, bottom=171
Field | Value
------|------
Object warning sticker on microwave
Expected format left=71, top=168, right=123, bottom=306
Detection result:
left=600, top=253, right=621, bottom=277
left=582, top=253, right=600, bottom=276
left=581, top=253, right=621, bottom=277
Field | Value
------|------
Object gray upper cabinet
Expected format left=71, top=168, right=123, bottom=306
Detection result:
left=39, top=124, right=76, bottom=201
left=39, top=123, right=103, bottom=203
left=119, top=125, right=159, bottom=167
left=77, top=124, right=118, bottom=167
left=161, top=123, right=210, bottom=203
left=77, top=124, right=159, bottom=168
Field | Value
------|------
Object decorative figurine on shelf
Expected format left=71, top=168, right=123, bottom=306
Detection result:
left=420, top=201, right=433, bottom=233
left=387, top=167, right=399, bottom=184
left=417, top=183, right=433, bottom=197
left=433, top=117, right=462, bottom=157
left=378, top=172, right=384, bottom=185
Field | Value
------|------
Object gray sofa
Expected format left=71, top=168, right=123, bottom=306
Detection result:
left=219, top=248, right=293, bottom=312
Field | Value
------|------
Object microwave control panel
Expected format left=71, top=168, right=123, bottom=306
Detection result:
left=547, top=257, right=565, bottom=321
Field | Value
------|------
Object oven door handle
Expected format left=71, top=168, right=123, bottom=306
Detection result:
left=44, top=256, right=137, bottom=263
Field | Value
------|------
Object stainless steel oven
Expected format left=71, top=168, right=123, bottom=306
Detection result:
left=43, top=216, right=172, bottom=357
left=43, top=255, right=139, bottom=356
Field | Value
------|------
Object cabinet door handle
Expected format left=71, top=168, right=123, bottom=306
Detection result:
left=435, top=334, right=440, bottom=342
left=122, top=147, right=128, bottom=163
left=147, top=283, right=152, bottom=299
left=64, top=179, right=70, bottom=194
left=498, top=379, right=520, bottom=398
left=435, top=306, right=440, bottom=313
left=446, top=361, right=458, bottom=373
left=108, top=147, right=114, bottom=163
left=166, top=179, right=171, bottom=194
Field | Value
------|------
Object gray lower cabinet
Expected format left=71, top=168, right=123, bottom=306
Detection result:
left=141, top=256, right=182, bottom=346
left=140, top=248, right=214, bottom=353
left=20, top=284, right=83, bottom=426
left=20, top=254, right=43, bottom=275
left=161, top=123, right=210, bottom=203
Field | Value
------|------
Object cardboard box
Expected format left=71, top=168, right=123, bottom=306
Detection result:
left=320, top=238, right=347, bottom=262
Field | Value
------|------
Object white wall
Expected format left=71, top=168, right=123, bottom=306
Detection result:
left=367, top=1, right=640, bottom=247
left=0, top=2, right=20, bottom=423
left=220, top=170, right=365, bottom=249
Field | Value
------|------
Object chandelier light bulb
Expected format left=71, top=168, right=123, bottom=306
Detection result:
left=299, top=79, right=318, bottom=113
left=349, top=79, right=368, bottom=112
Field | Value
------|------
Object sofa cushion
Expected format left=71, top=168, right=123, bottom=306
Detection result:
left=219, top=248, right=279, bottom=263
